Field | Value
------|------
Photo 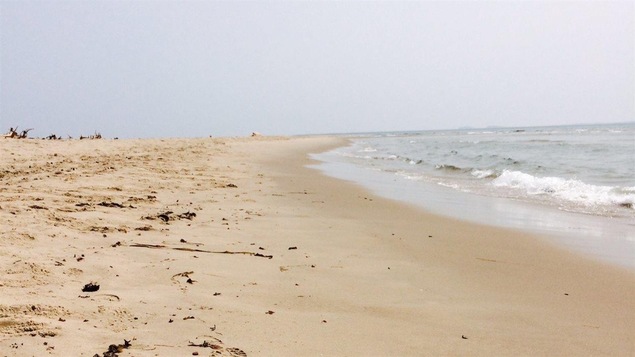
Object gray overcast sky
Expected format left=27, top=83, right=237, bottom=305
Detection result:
left=1, top=1, right=633, bottom=138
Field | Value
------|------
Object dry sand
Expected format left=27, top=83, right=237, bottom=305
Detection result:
left=0, top=136, right=633, bottom=356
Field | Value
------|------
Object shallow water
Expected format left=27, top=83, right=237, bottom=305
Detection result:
left=310, top=123, right=635, bottom=270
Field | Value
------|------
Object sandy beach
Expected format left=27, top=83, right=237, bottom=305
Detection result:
left=1, top=136, right=634, bottom=356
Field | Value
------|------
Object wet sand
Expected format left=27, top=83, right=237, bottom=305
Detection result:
left=0, top=136, right=633, bottom=356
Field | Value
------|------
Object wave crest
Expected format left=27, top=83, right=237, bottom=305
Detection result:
left=492, top=170, right=635, bottom=210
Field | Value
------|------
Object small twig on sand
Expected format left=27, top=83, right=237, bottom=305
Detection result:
left=129, top=243, right=273, bottom=259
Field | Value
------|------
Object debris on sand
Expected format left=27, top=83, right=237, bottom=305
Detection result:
left=143, top=211, right=196, bottom=223
left=29, top=205, right=48, bottom=210
left=80, top=132, right=102, bottom=140
left=82, top=282, right=100, bottom=292
left=93, top=339, right=131, bottom=357
left=187, top=337, right=250, bottom=356
left=130, top=243, right=273, bottom=259
left=97, top=201, right=134, bottom=209
left=3, top=126, right=33, bottom=139
left=188, top=340, right=223, bottom=350
left=177, top=211, right=197, bottom=220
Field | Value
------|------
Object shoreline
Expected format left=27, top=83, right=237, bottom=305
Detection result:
left=310, top=143, right=635, bottom=271
left=1, top=136, right=634, bottom=356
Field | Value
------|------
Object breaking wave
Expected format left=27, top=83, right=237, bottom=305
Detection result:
left=492, top=170, right=635, bottom=210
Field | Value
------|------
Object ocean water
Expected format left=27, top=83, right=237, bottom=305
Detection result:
left=311, top=123, right=635, bottom=269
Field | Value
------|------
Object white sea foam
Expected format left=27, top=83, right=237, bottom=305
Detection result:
left=492, top=170, right=635, bottom=210
left=471, top=169, right=496, bottom=179
left=398, top=171, right=424, bottom=181
left=437, top=182, right=461, bottom=190
left=359, top=147, right=377, bottom=153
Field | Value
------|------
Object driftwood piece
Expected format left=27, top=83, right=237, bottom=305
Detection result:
left=19, top=128, right=33, bottom=138
left=143, top=211, right=196, bottom=223
left=97, top=201, right=125, bottom=208
left=4, top=127, right=18, bottom=138
left=80, top=132, right=102, bottom=140
left=129, top=243, right=273, bottom=259
left=188, top=340, right=223, bottom=350
left=3, top=127, right=33, bottom=139
left=29, top=205, right=48, bottom=210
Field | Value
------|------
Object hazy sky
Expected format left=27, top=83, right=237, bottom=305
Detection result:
left=1, top=1, right=633, bottom=138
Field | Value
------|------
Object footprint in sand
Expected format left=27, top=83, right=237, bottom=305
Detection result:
left=0, top=304, right=67, bottom=337
left=2, top=261, right=51, bottom=287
